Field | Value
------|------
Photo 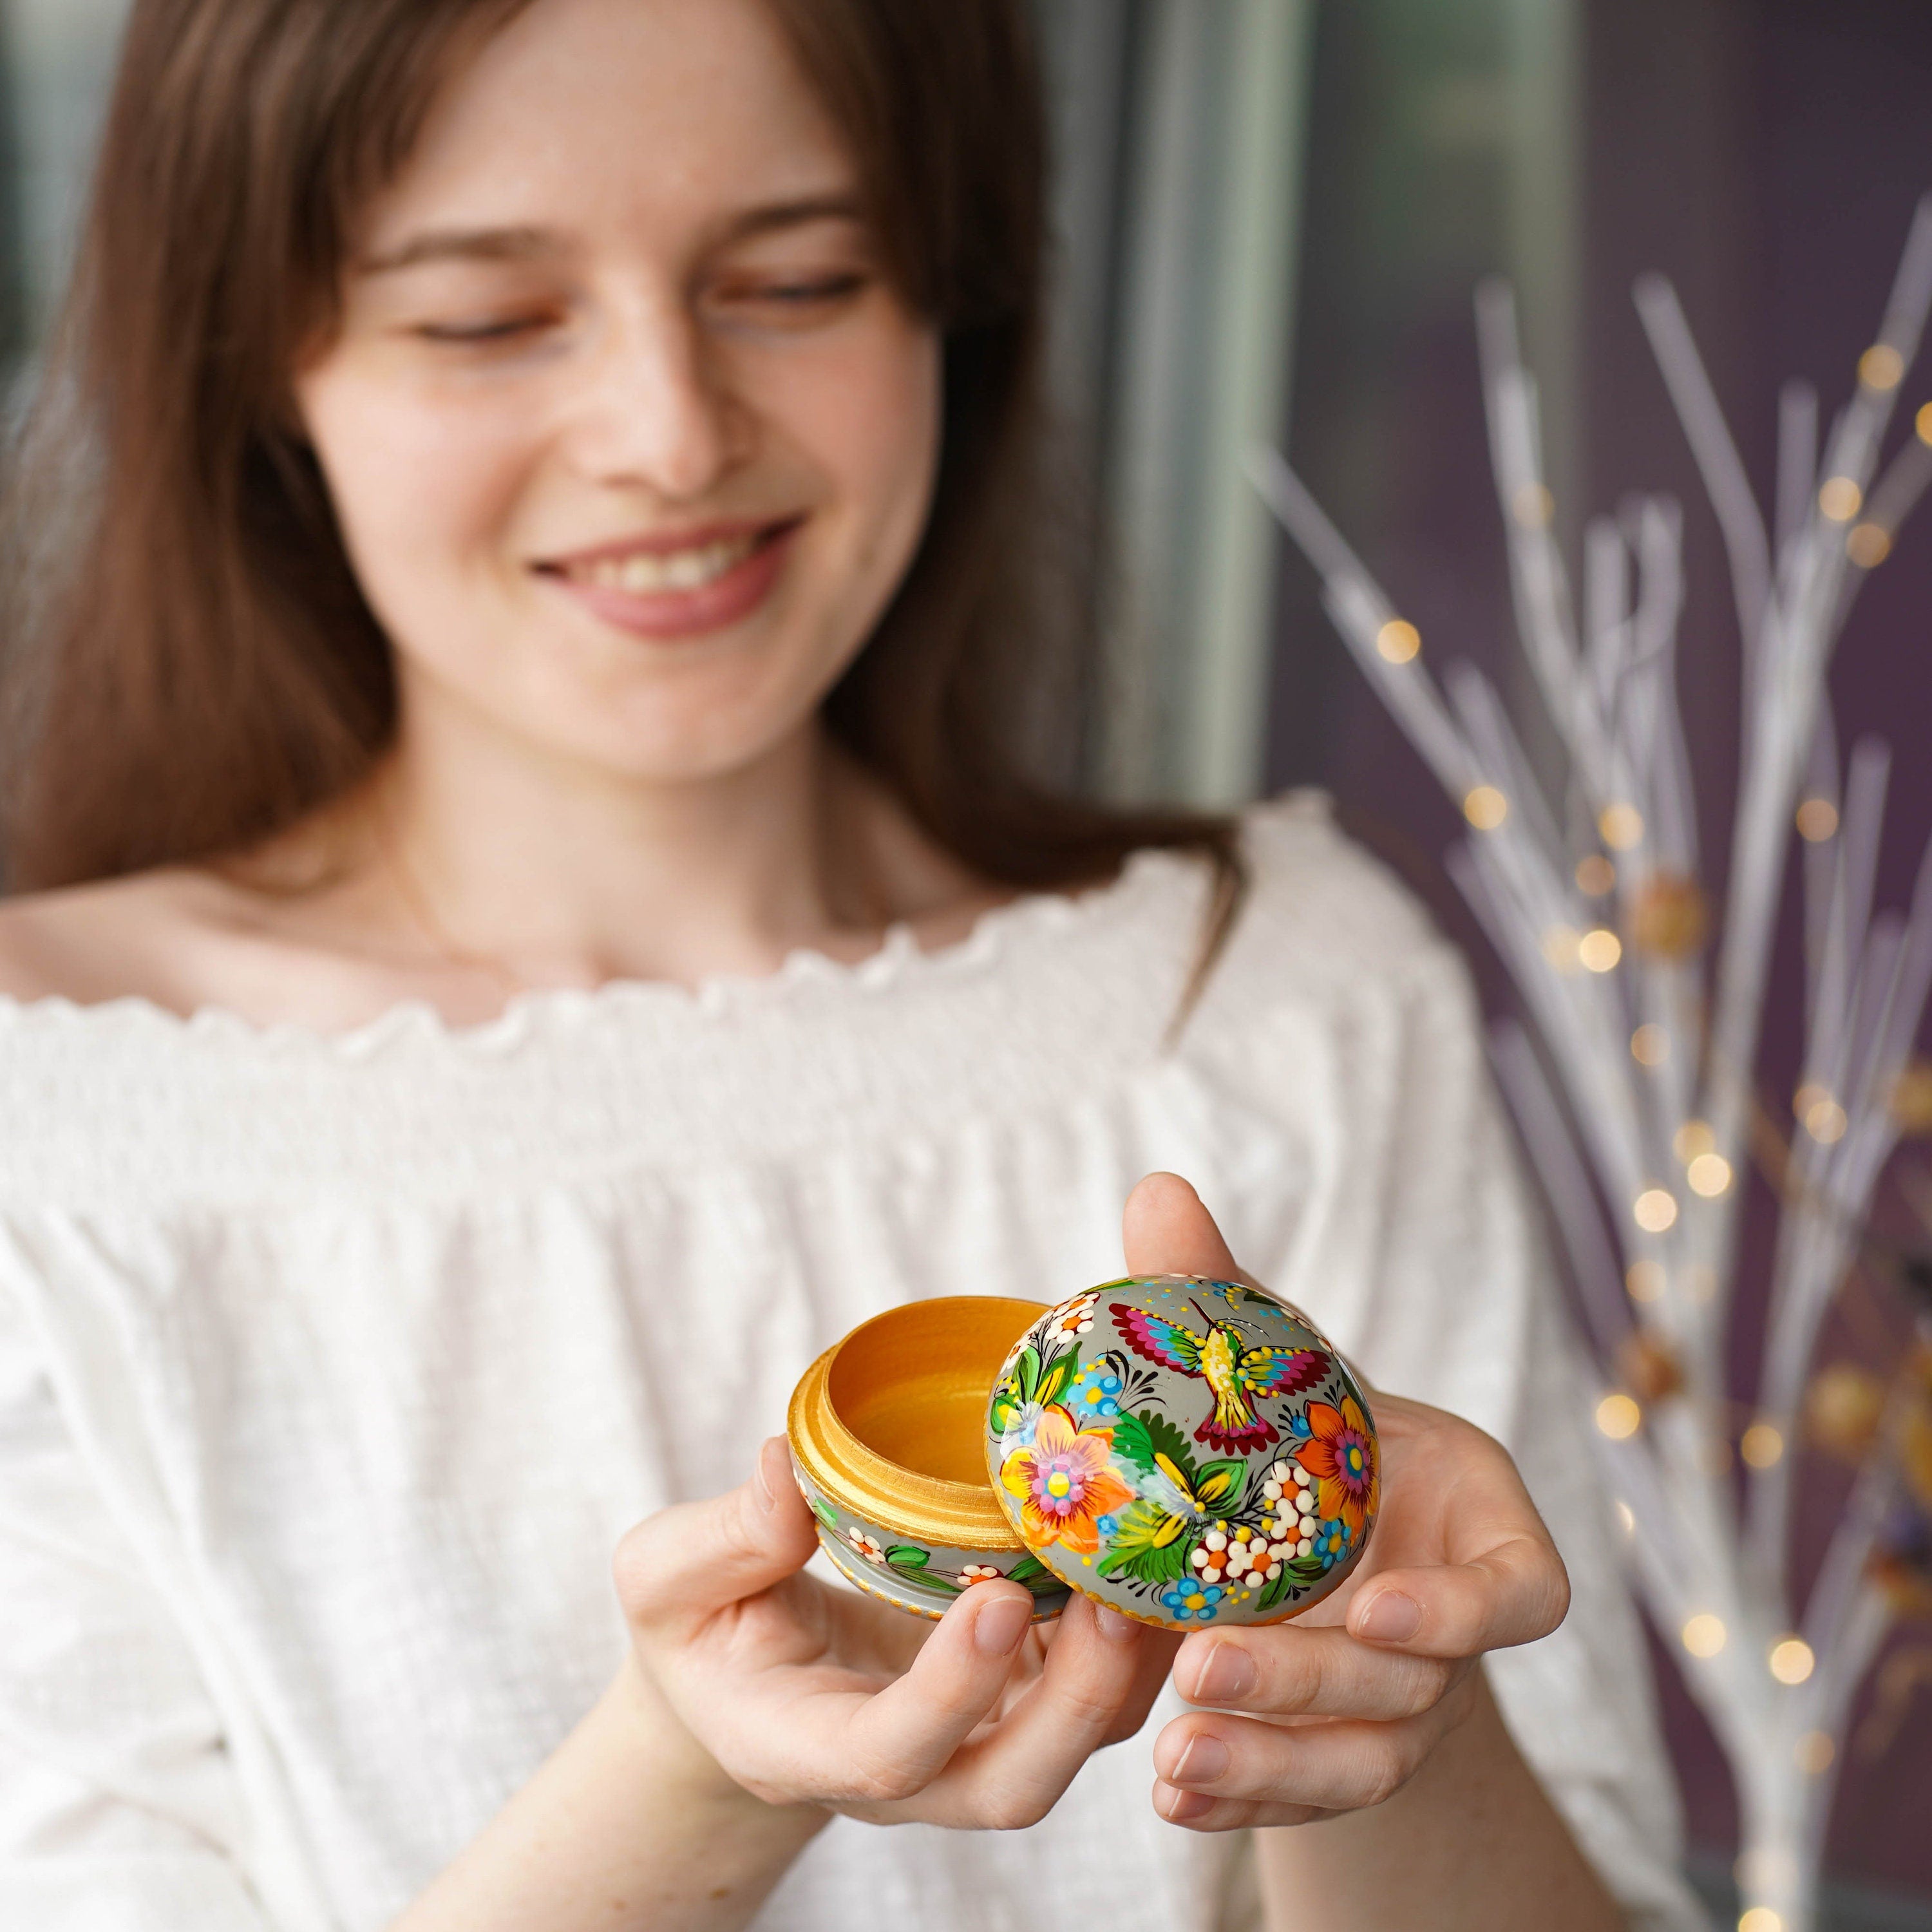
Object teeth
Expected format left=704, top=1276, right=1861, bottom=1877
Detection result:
left=574, top=533, right=759, bottom=595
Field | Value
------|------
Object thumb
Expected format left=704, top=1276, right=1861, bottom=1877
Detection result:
left=1122, top=1172, right=1256, bottom=1285
left=614, top=1435, right=819, bottom=1639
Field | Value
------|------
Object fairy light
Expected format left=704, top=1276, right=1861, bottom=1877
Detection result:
left=1739, top=1421, right=1784, bottom=1469
left=1817, top=475, right=1862, bottom=522
left=1793, top=1081, right=1830, bottom=1119
left=1575, top=854, right=1615, bottom=896
left=1688, top=1153, right=1734, bottom=1197
left=1674, top=1120, right=1716, bottom=1162
left=1631, top=1023, right=1669, bottom=1067
left=1803, top=1095, right=1848, bottom=1144
left=1634, top=1188, right=1678, bottom=1233
left=1540, top=925, right=1582, bottom=972
left=1578, top=927, right=1623, bottom=973
left=1768, top=1636, right=1815, bottom=1685
left=1682, top=1613, right=1727, bottom=1658
left=1794, top=797, right=1839, bottom=842
left=1919, top=401, right=1932, bottom=446
left=1598, top=802, right=1644, bottom=850
left=1595, top=1393, right=1641, bottom=1440
left=1463, top=784, right=1508, bottom=830
left=1857, top=343, right=1904, bottom=391
left=1739, top=1911, right=1783, bottom=1932
left=1625, top=1259, right=1665, bottom=1303
left=1846, top=522, right=1892, bottom=568
left=1512, top=481, right=1555, bottom=529
left=1375, top=619, right=1421, bottom=663
left=1795, top=1731, right=1834, bottom=1774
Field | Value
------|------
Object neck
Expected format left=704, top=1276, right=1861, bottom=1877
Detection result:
left=317, top=685, right=976, bottom=996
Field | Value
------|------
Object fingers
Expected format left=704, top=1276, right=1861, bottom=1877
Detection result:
left=829, top=1582, right=1039, bottom=1803
left=1151, top=1686, right=1473, bottom=1828
left=909, top=1596, right=1154, bottom=1829
left=614, top=1436, right=819, bottom=1637
left=1346, top=1536, right=1570, bottom=1658
left=1173, top=1625, right=1459, bottom=1723
left=1122, top=1173, right=1259, bottom=1286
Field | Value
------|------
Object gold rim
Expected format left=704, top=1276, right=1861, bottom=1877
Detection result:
left=787, top=1297, right=1044, bottom=1548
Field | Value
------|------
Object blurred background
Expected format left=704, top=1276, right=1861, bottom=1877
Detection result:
left=2, top=0, right=1927, bottom=1924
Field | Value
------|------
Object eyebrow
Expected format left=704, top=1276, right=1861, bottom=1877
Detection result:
left=357, top=194, right=869, bottom=278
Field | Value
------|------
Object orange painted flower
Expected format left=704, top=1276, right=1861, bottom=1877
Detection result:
left=1293, top=1396, right=1378, bottom=1541
left=999, top=1405, right=1135, bottom=1554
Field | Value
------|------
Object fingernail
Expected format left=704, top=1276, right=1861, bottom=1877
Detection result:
left=753, top=1440, right=782, bottom=1514
left=1158, top=1784, right=1217, bottom=1823
left=1189, top=1642, right=1255, bottom=1704
left=974, top=1596, right=1032, bottom=1656
left=1357, top=1589, right=1421, bottom=1642
left=1171, top=1733, right=1229, bottom=1786
left=1095, top=1605, right=1138, bottom=1643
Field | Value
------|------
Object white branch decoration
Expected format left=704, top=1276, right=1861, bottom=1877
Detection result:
left=1251, top=194, right=1932, bottom=1932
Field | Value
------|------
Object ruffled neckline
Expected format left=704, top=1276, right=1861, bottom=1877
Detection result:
left=0, top=840, right=1195, bottom=1063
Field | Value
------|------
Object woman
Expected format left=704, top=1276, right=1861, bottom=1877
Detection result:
left=0, top=1, right=1700, bottom=1928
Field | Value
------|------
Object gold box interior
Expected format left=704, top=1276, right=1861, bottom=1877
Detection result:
left=826, top=1297, right=1041, bottom=1488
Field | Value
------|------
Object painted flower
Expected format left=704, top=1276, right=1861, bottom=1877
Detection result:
left=1189, top=1524, right=1233, bottom=1584
left=1047, top=1293, right=1099, bottom=1342
left=845, top=1529, right=889, bottom=1566
left=958, top=1563, right=1005, bottom=1586
left=1312, top=1517, right=1354, bottom=1571
left=1160, top=1578, right=1226, bottom=1622
left=1222, top=1526, right=1266, bottom=1581
left=1293, top=1396, right=1379, bottom=1542
left=1069, top=1363, right=1124, bottom=1421
left=999, top=1405, right=1135, bottom=1554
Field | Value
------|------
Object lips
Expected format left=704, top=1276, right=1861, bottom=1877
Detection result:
left=533, top=516, right=802, bottom=641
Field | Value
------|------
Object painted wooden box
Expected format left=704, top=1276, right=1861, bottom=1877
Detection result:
left=788, top=1277, right=1378, bottom=1631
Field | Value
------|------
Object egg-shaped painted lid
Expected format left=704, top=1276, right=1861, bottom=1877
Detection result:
left=983, top=1276, right=1379, bottom=1629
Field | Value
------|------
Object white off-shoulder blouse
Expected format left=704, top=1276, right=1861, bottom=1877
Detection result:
left=0, top=794, right=1704, bottom=1932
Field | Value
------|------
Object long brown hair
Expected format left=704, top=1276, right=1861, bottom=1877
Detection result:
left=0, top=0, right=1242, bottom=951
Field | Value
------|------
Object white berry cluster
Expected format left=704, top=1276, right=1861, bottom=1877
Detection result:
left=1261, top=1459, right=1321, bottom=1560
left=1189, top=1520, right=1293, bottom=1587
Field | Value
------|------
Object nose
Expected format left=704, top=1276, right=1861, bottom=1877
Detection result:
left=564, top=294, right=750, bottom=502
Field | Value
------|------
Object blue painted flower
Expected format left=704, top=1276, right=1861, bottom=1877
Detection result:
left=1095, top=1513, right=1121, bottom=1539
left=1068, top=1363, right=1124, bottom=1421
left=1160, top=1578, right=1226, bottom=1622
left=1312, top=1517, right=1354, bottom=1571
left=1286, top=1411, right=1314, bottom=1442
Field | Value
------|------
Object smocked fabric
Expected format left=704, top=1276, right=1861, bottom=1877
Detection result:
left=0, top=793, right=1706, bottom=1931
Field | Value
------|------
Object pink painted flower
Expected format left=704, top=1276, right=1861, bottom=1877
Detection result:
left=999, top=1405, right=1134, bottom=1554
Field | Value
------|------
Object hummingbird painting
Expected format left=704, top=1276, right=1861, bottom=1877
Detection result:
left=1112, top=1297, right=1328, bottom=1454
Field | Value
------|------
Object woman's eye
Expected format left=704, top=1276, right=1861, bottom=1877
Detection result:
left=716, top=273, right=869, bottom=316
left=413, top=316, right=551, bottom=345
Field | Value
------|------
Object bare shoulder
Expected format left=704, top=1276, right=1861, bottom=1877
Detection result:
left=0, top=869, right=232, bottom=1007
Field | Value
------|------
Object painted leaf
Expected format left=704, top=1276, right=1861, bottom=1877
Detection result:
left=1193, top=1459, right=1248, bottom=1512
left=1113, top=1408, right=1198, bottom=1487
left=1097, top=1499, right=1195, bottom=1584
left=1035, top=1347, right=1081, bottom=1410
left=886, top=1545, right=931, bottom=1569
left=1012, top=1344, right=1042, bottom=1405
left=1005, top=1555, right=1066, bottom=1598
left=808, top=1497, right=838, bottom=1530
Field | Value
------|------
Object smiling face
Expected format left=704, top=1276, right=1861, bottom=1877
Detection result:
left=293, top=0, right=942, bottom=785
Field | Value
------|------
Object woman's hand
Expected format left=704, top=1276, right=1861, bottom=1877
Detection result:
left=615, top=1437, right=1179, bottom=1830
left=1120, top=1174, right=1571, bottom=1833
